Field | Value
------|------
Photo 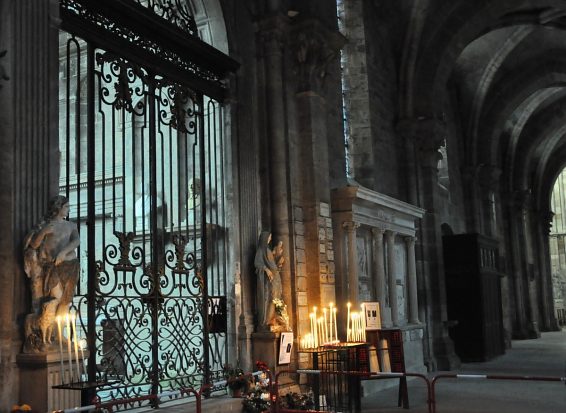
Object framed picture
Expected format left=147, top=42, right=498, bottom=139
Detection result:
left=363, top=302, right=381, bottom=330
left=278, top=332, right=293, bottom=365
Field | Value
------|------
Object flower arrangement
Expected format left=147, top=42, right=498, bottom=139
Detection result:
left=273, top=298, right=290, bottom=329
left=242, top=361, right=271, bottom=413
left=11, top=405, right=32, bottom=412
left=222, top=364, right=248, bottom=395
left=280, top=391, right=315, bottom=410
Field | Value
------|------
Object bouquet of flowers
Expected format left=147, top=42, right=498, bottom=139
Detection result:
left=280, top=391, right=315, bottom=410
left=273, top=298, right=290, bottom=329
left=222, top=364, right=248, bottom=396
left=242, top=361, right=271, bottom=413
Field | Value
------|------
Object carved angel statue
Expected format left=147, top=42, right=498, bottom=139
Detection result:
left=23, top=195, right=80, bottom=352
left=254, top=232, right=291, bottom=332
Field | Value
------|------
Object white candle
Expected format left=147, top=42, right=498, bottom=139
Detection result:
left=361, top=304, right=367, bottom=342
left=347, top=302, right=351, bottom=342
left=329, top=303, right=333, bottom=342
left=333, top=308, right=338, bottom=343
left=79, top=338, right=88, bottom=379
left=65, top=314, right=73, bottom=382
left=71, top=314, right=81, bottom=381
left=323, top=308, right=328, bottom=344
left=56, top=316, right=64, bottom=384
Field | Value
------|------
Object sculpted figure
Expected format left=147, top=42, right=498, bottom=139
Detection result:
left=23, top=195, right=80, bottom=352
left=254, top=232, right=290, bottom=332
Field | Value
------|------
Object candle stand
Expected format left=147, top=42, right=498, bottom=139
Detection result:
left=52, top=379, right=119, bottom=407
left=299, top=342, right=369, bottom=413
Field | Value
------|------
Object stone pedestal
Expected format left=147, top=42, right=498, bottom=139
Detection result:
left=17, top=351, right=83, bottom=412
left=252, top=331, right=280, bottom=372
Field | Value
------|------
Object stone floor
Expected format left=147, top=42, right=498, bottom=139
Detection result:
left=362, top=329, right=566, bottom=413
left=146, top=329, right=566, bottom=413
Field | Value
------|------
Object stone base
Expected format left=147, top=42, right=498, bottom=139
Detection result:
left=251, top=331, right=280, bottom=372
left=17, top=350, right=84, bottom=412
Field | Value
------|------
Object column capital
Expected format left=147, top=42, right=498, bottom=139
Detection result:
left=404, top=236, right=416, bottom=246
left=371, top=227, right=386, bottom=236
left=396, top=117, right=446, bottom=169
left=288, top=18, right=346, bottom=94
left=478, top=164, right=502, bottom=191
left=343, top=221, right=360, bottom=232
left=385, top=229, right=397, bottom=239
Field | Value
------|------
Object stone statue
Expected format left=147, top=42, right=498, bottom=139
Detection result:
left=23, top=195, right=80, bottom=352
left=254, top=232, right=290, bottom=332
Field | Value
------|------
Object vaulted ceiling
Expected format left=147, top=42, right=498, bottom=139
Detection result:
left=398, top=0, right=566, bottom=213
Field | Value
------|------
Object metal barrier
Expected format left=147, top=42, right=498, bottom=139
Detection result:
left=430, top=373, right=566, bottom=413
left=52, top=371, right=269, bottom=413
left=273, top=369, right=432, bottom=413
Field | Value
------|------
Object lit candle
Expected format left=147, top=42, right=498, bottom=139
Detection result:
left=65, top=314, right=73, bottom=382
left=333, top=308, right=338, bottom=343
left=329, top=303, right=333, bottom=342
left=347, top=302, right=351, bottom=342
left=361, top=304, right=367, bottom=342
left=79, top=338, right=88, bottom=379
left=56, top=316, right=64, bottom=384
left=323, top=308, right=328, bottom=344
left=71, top=314, right=81, bottom=381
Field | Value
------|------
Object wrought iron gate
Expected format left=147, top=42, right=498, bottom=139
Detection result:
left=58, top=0, right=238, bottom=403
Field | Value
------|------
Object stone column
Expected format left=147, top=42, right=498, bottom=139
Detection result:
left=371, top=227, right=386, bottom=306
left=405, top=236, right=420, bottom=324
left=1, top=0, right=61, bottom=408
left=258, top=12, right=294, bottom=330
left=536, top=210, right=559, bottom=331
left=513, top=190, right=539, bottom=338
left=396, top=118, right=459, bottom=370
left=344, top=221, right=359, bottom=304
left=386, top=230, right=398, bottom=326
left=288, top=18, right=345, bottom=309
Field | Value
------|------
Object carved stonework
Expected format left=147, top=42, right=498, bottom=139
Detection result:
left=478, top=165, right=502, bottom=191
left=396, top=118, right=447, bottom=169
left=289, top=19, right=346, bottom=93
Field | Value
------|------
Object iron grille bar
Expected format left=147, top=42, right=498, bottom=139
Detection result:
left=86, top=42, right=97, bottom=383
left=198, top=93, right=210, bottom=388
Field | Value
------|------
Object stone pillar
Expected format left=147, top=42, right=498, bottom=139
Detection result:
left=0, top=0, right=60, bottom=408
left=371, top=228, right=386, bottom=307
left=386, top=230, right=398, bottom=326
left=513, top=190, right=539, bottom=338
left=258, top=12, right=294, bottom=329
left=288, top=18, right=344, bottom=310
left=344, top=221, right=359, bottom=304
left=536, top=210, right=559, bottom=331
left=405, top=236, right=420, bottom=324
left=507, top=194, right=530, bottom=338
left=397, top=118, right=459, bottom=370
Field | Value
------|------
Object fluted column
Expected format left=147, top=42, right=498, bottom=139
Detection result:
left=386, top=230, right=398, bottom=326
left=344, top=221, right=359, bottom=304
left=405, top=236, right=420, bottom=324
left=372, top=227, right=386, bottom=306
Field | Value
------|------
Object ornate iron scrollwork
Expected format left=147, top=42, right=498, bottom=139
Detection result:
left=133, top=0, right=198, bottom=37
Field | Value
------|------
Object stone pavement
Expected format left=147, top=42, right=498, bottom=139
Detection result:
left=138, top=330, right=566, bottom=413
left=362, top=329, right=566, bottom=413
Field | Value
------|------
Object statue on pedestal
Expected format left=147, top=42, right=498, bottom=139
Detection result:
left=22, top=195, right=80, bottom=352
left=254, top=232, right=290, bottom=332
